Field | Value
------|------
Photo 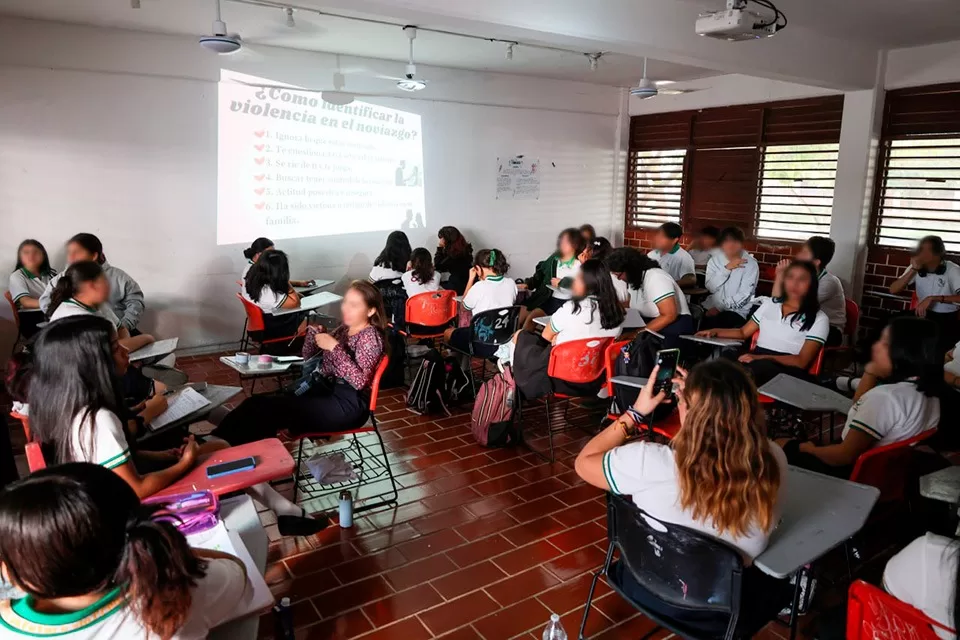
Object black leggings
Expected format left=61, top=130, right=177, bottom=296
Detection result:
left=700, top=310, right=748, bottom=331
left=780, top=439, right=851, bottom=478
left=729, top=347, right=817, bottom=387
left=211, top=383, right=369, bottom=444
left=641, top=314, right=695, bottom=350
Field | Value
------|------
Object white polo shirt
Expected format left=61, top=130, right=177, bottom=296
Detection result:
left=883, top=532, right=958, bottom=639
left=905, top=261, right=960, bottom=313
left=602, top=439, right=788, bottom=560
left=552, top=257, right=581, bottom=301
left=818, top=271, right=847, bottom=331
left=462, top=275, right=518, bottom=315
left=369, top=265, right=404, bottom=283
left=750, top=298, right=829, bottom=354
left=648, top=245, right=696, bottom=283
left=628, top=268, right=690, bottom=319
left=689, top=248, right=715, bottom=269
left=400, top=271, right=441, bottom=297
left=49, top=298, right=122, bottom=330
left=242, top=285, right=288, bottom=312
left=842, top=381, right=940, bottom=446
left=611, top=275, right=630, bottom=304
left=7, top=268, right=56, bottom=306
left=241, top=260, right=254, bottom=280
left=549, top=298, right=623, bottom=345
left=67, top=408, right=130, bottom=469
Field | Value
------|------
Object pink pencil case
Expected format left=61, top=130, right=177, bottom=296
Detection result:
left=145, top=490, right=220, bottom=536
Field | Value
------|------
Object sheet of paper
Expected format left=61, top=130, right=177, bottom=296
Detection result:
left=150, top=387, right=211, bottom=430
left=128, top=337, right=179, bottom=362
left=188, top=522, right=274, bottom=621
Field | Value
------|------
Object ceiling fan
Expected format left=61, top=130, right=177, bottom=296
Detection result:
left=630, top=57, right=702, bottom=99
left=373, top=26, right=429, bottom=92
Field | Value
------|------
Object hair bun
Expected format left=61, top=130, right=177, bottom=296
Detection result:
left=242, top=247, right=256, bottom=260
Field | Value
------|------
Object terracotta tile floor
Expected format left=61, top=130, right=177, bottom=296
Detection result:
left=2, top=352, right=867, bottom=639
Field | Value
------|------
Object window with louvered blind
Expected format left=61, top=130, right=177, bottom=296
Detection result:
left=626, top=149, right=686, bottom=228
left=872, top=83, right=960, bottom=252
left=756, top=143, right=840, bottom=241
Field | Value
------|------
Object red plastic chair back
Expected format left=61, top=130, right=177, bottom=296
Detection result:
left=750, top=328, right=824, bottom=375
left=604, top=339, right=630, bottom=398
left=847, top=580, right=949, bottom=640
left=844, top=298, right=860, bottom=339
left=4, top=291, right=21, bottom=333
left=10, top=411, right=30, bottom=441
left=236, top=293, right=267, bottom=332
left=25, top=442, right=46, bottom=473
left=369, top=356, right=389, bottom=413
left=405, top=290, right=457, bottom=329
left=910, top=291, right=918, bottom=311
left=849, top=428, right=936, bottom=504
left=548, top=337, right=614, bottom=385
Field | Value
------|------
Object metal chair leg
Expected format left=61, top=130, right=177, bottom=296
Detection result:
left=546, top=396, right=556, bottom=463
left=293, top=439, right=304, bottom=503
left=578, top=542, right=617, bottom=640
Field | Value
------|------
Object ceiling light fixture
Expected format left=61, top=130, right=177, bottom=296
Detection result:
left=284, top=7, right=295, bottom=27
left=587, top=53, right=601, bottom=71
left=506, top=43, right=515, bottom=60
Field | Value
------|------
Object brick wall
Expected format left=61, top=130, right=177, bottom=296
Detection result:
left=624, top=228, right=924, bottom=341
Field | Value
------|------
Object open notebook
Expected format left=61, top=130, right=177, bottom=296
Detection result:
left=149, top=387, right=211, bottom=430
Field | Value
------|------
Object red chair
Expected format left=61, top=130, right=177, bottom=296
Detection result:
left=604, top=339, right=631, bottom=421
left=910, top=291, right=919, bottom=311
left=530, top=337, right=613, bottom=462
left=10, top=411, right=29, bottom=441
left=849, top=428, right=937, bottom=505
left=236, top=293, right=305, bottom=353
left=5, top=291, right=25, bottom=355
left=25, top=442, right=45, bottom=473
left=291, top=357, right=398, bottom=513
left=847, top=580, right=951, bottom=640
left=401, top=290, right=457, bottom=339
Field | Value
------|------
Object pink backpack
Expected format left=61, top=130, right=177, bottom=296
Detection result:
left=470, top=365, right=518, bottom=447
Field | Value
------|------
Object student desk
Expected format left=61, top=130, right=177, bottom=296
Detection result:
left=138, top=384, right=242, bottom=443
left=533, top=308, right=646, bottom=330
left=220, top=356, right=296, bottom=377
left=270, top=291, right=342, bottom=316
left=154, top=438, right=294, bottom=500
left=870, top=291, right=911, bottom=302
left=754, top=466, right=879, bottom=638
left=128, top=337, right=179, bottom=363
left=610, top=375, right=648, bottom=389
left=757, top=374, right=853, bottom=414
left=920, top=466, right=960, bottom=534
left=293, top=278, right=334, bottom=295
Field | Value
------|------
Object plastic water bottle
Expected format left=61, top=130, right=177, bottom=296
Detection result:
left=273, top=597, right=294, bottom=640
left=339, top=490, right=353, bottom=528
left=542, top=613, right=567, bottom=640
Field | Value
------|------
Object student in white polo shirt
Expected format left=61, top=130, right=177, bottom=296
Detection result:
left=688, top=226, right=720, bottom=271
left=7, top=239, right=57, bottom=339
left=401, top=248, right=442, bottom=297
left=46, top=261, right=154, bottom=353
left=512, top=259, right=624, bottom=399
left=241, top=236, right=274, bottom=280
left=700, top=261, right=829, bottom=385
left=444, top=249, right=518, bottom=357
left=774, top=236, right=846, bottom=346
left=702, top=226, right=759, bottom=330
left=520, top=228, right=585, bottom=331
left=778, top=316, right=941, bottom=476
left=368, top=231, right=412, bottom=283
left=647, top=222, right=696, bottom=289
left=242, top=249, right=306, bottom=350
left=890, top=235, right=960, bottom=355
left=607, top=248, right=694, bottom=349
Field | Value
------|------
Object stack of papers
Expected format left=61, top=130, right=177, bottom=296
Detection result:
left=150, top=387, right=211, bottom=430
left=128, top=338, right=179, bottom=362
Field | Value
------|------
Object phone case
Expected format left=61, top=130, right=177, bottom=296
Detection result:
left=206, top=458, right=256, bottom=479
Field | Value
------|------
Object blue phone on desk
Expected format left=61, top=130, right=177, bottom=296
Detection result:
left=206, top=457, right=256, bottom=479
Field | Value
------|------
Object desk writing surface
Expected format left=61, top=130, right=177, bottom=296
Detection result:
left=128, top=338, right=179, bottom=362
left=293, top=278, right=334, bottom=294
left=754, top=466, right=878, bottom=579
left=758, top=374, right=853, bottom=414
left=681, top=335, right=742, bottom=348
left=611, top=375, right=648, bottom=389
left=535, top=309, right=645, bottom=330
left=138, top=384, right=242, bottom=442
left=271, top=291, right=342, bottom=316
left=920, top=466, right=960, bottom=504
left=220, top=356, right=294, bottom=376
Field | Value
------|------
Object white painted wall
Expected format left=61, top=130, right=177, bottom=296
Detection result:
left=886, top=39, right=960, bottom=89
left=0, top=18, right=622, bottom=353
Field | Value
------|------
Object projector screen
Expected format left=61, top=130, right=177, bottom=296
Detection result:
left=217, top=71, right=425, bottom=245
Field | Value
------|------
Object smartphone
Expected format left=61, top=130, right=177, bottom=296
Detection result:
left=206, top=457, right=256, bottom=479
left=653, top=349, right=680, bottom=395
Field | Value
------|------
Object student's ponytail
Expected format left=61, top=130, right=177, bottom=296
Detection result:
left=118, top=510, right=207, bottom=640
left=47, top=261, right=104, bottom=317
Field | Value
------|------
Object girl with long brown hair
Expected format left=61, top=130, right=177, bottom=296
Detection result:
left=575, top=359, right=790, bottom=634
left=0, top=462, right=248, bottom=639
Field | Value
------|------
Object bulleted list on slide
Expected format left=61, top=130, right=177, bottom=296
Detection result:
left=217, top=71, right=425, bottom=245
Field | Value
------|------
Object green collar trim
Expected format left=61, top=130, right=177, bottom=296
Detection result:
left=4, top=587, right=125, bottom=635
left=668, top=243, right=681, bottom=255
left=19, top=267, right=37, bottom=280
left=557, top=256, right=577, bottom=268
left=486, top=275, right=504, bottom=282
left=818, top=269, right=827, bottom=280
left=64, top=299, right=97, bottom=313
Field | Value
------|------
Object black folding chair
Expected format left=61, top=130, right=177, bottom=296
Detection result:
left=580, top=493, right=748, bottom=640
left=446, top=305, right=521, bottom=393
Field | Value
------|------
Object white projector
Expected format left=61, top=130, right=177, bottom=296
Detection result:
left=695, top=8, right=778, bottom=41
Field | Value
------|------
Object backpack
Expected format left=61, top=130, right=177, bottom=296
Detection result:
left=374, top=278, right=408, bottom=327
left=471, top=365, right=518, bottom=447
left=611, top=332, right=675, bottom=422
left=406, top=350, right=470, bottom=415
left=380, top=328, right=407, bottom=389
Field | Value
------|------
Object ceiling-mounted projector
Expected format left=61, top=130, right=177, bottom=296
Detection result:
left=695, top=0, right=785, bottom=41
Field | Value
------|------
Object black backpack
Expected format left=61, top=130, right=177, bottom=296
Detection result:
left=374, top=278, right=408, bottom=327
left=380, top=328, right=407, bottom=389
left=611, top=332, right=675, bottom=422
left=406, top=349, right=470, bottom=415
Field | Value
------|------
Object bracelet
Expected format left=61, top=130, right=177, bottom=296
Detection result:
left=626, top=407, right=649, bottom=426
left=616, top=419, right=641, bottom=439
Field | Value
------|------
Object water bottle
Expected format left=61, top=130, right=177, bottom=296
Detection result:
left=339, top=490, right=353, bottom=528
left=542, top=613, right=567, bottom=640
left=273, top=596, right=294, bottom=640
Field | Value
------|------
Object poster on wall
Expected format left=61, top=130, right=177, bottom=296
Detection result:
left=496, top=155, right=541, bottom=200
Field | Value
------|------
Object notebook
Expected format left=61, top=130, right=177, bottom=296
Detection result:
left=149, top=387, right=211, bottom=430
left=128, top=338, right=179, bottom=362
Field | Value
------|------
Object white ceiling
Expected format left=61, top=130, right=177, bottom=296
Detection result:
left=0, top=0, right=715, bottom=87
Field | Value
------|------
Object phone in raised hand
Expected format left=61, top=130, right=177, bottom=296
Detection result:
left=653, top=349, right=680, bottom=395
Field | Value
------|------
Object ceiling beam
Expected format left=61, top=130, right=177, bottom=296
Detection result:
left=278, top=0, right=880, bottom=89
